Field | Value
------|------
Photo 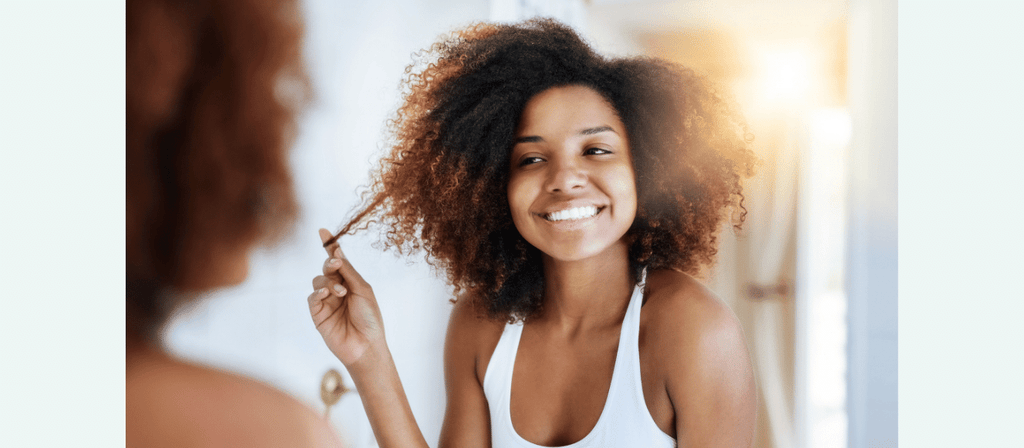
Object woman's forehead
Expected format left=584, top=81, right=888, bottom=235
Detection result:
left=516, top=85, right=624, bottom=136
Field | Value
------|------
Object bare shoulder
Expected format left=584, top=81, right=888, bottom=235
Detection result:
left=439, top=292, right=504, bottom=445
left=448, top=291, right=503, bottom=333
left=127, top=352, right=341, bottom=448
left=640, top=269, right=756, bottom=445
left=445, top=292, right=506, bottom=383
left=641, top=269, right=744, bottom=346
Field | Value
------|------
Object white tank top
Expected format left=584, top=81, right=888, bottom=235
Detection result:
left=482, top=283, right=677, bottom=448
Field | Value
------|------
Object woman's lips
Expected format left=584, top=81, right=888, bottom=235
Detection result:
left=543, top=205, right=601, bottom=222
left=534, top=206, right=606, bottom=233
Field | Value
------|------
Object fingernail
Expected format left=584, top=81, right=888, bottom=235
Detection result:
left=318, top=287, right=328, bottom=295
left=329, top=258, right=340, bottom=266
left=333, top=284, right=346, bottom=295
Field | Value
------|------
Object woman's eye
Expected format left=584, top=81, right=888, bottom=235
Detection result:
left=585, top=147, right=612, bottom=155
left=518, top=156, right=544, bottom=167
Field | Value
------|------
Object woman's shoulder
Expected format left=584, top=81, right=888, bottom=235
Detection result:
left=445, top=291, right=507, bottom=382
left=639, top=271, right=757, bottom=444
left=640, top=269, right=747, bottom=363
left=127, top=351, right=341, bottom=448
left=447, top=291, right=506, bottom=339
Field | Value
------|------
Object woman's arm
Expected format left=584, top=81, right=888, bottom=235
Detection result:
left=309, top=229, right=429, bottom=448
left=310, top=229, right=497, bottom=448
left=646, top=271, right=757, bottom=447
left=438, top=295, right=497, bottom=446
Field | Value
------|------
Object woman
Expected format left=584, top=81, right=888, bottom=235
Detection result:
left=310, top=19, right=758, bottom=447
left=126, top=0, right=340, bottom=445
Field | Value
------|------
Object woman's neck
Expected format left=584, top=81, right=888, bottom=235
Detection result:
left=126, top=332, right=166, bottom=364
left=538, top=240, right=633, bottom=334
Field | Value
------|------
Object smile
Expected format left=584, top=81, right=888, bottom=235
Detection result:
left=542, top=205, right=602, bottom=222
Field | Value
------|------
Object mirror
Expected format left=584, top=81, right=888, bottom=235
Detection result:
left=165, top=1, right=895, bottom=447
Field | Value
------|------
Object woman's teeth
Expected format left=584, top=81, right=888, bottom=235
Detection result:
left=545, top=206, right=599, bottom=222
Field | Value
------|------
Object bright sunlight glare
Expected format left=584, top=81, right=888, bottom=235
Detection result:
left=756, top=46, right=813, bottom=108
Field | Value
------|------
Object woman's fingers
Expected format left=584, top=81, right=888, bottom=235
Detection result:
left=312, top=274, right=328, bottom=291
left=312, top=274, right=348, bottom=297
left=332, top=248, right=370, bottom=290
left=320, top=228, right=340, bottom=256
left=308, top=288, right=346, bottom=329
left=318, top=228, right=370, bottom=293
left=307, top=287, right=329, bottom=310
left=323, top=255, right=343, bottom=275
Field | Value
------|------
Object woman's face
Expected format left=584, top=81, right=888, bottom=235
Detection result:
left=507, top=85, right=637, bottom=263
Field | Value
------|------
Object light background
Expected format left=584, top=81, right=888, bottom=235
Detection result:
left=0, top=0, right=1021, bottom=446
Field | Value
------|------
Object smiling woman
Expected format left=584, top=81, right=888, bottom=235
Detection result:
left=311, top=18, right=759, bottom=448
left=325, top=19, right=756, bottom=322
left=507, top=85, right=638, bottom=265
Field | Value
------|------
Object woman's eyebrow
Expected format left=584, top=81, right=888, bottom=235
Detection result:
left=513, top=126, right=616, bottom=144
left=513, top=135, right=544, bottom=144
left=579, top=125, right=616, bottom=136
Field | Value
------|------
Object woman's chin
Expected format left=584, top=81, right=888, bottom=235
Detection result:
left=178, top=253, right=251, bottom=291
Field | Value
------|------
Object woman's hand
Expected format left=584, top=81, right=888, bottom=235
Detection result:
left=308, top=228, right=387, bottom=371
left=308, top=230, right=430, bottom=448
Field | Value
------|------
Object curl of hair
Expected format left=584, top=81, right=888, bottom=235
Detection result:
left=126, top=0, right=309, bottom=343
left=338, top=19, right=755, bottom=322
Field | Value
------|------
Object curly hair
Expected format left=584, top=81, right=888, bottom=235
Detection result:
left=126, top=0, right=309, bottom=343
left=330, top=18, right=755, bottom=322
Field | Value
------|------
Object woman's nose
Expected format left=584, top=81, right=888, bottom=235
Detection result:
left=545, top=158, right=586, bottom=193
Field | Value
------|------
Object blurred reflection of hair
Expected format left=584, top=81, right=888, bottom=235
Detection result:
left=126, top=0, right=307, bottom=343
left=126, top=0, right=339, bottom=446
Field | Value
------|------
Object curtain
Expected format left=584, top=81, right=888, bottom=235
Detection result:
left=710, top=115, right=800, bottom=448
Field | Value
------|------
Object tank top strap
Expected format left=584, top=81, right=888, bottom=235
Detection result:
left=603, top=278, right=645, bottom=409
left=600, top=277, right=675, bottom=446
left=482, top=317, right=523, bottom=438
left=483, top=273, right=676, bottom=448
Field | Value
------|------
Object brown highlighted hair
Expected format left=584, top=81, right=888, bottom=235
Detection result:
left=331, top=19, right=756, bottom=322
left=126, top=0, right=309, bottom=343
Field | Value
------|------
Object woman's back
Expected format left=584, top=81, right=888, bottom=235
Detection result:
left=126, top=348, right=339, bottom=447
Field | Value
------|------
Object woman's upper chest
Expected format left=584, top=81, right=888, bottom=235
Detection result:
left=507, top=308, right=678, bottom=444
